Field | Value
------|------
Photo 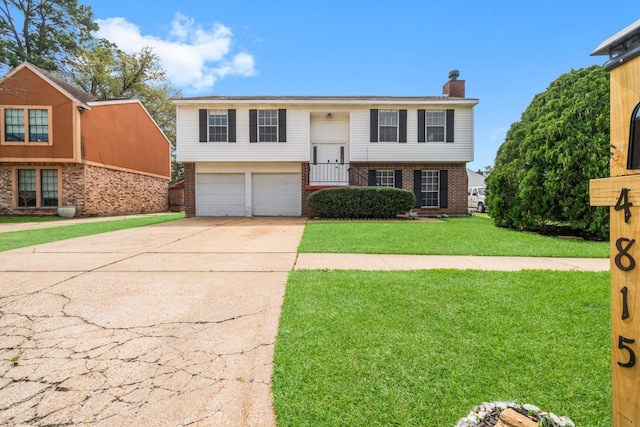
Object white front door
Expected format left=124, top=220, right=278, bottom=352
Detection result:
left=311, top=143, right=347, bottom=184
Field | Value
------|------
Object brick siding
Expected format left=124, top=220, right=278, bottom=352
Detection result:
left=0, top=162, right=169, bottom=216
left=184, top=163, right=196, bottom=217
left=83, top=164, right=168, bottom=215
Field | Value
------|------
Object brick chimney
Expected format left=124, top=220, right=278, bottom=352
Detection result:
left=442, top=70, right=465, bottom=98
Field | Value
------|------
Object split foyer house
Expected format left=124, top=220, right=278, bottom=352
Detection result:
left=0, top=62, right=172, bottom=216
left=175, top=71, right=478, bottom=217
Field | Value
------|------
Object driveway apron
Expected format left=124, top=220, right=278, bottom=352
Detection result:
left=0, top=217, right=305, bottom=427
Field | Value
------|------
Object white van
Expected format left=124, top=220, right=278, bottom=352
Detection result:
left=468, top=186, right=486, bottom=212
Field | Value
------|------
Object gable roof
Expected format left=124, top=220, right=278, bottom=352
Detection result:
left=1, top=62, right=96, bottom=108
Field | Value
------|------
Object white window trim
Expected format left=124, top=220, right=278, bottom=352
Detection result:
left=378, top=109, right=398, bottom=143
left=376, top=170, right=395, bottom=187
left=421, top=170, right=439, bottom=208
left=1, top=105, right=53, bottom=146
left=425, top=110, right=445, bottom=143
left=258, top=109, right=278, bottom=143
left=208, top=109, right=228, bottom=142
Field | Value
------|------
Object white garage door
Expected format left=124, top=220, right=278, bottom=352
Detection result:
left=252, top=173, right=301, bottom=216
left=196, top=173, right=245, bottom=216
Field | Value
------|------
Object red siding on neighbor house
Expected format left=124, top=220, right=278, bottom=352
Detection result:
left=81, top=102, right=171, bottom=179
left=0, top=66, right=76, bottom=161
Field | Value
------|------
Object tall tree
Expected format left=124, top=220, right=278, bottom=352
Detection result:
left=486, top=65, right=610, bottom=239
left=66, top=41, right=182, bottom=181
left=0, top=0, right=97, bottom=71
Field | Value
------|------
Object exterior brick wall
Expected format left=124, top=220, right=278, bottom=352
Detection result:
left=83, top=164, right=168, bottom=215
left=0, top=166, right=12, bottom=214
left=183, top=163, right=196, bottom=217
left=302, top=162, right=468, bottom=218
left=347, top=162, right=468, bottom=216
left=1, top=162, right=169, bottom=216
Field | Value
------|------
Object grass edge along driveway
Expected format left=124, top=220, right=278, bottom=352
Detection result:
left=298, top=216, right=609, bottom=258
left=0, top=213, right=185, bottom=252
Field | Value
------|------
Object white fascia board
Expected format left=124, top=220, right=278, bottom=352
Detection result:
left=173, top=98, right=479, bottom=107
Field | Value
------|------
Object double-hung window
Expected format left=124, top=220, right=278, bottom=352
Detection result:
left=376, top=170, right=395, bottom=187
left=16, top=168, right=59, bottom=208
left=208, top=109, right=228, bottom=142
left=426, top=110, right=445, bottom=142
left=2, top=106, right=52, bottom=144
left=258, top=110, right=278, bottom=142
left=421, top=170, right=439, bottom=207
left=378, top=110, right=398, bottom=142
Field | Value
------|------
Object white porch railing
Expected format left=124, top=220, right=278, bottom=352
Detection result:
left=309, top=163, right=349, bottom=185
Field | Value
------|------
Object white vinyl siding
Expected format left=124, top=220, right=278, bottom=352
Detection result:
left=177, top=102, right=475, bottom=164
left=177, top=107, right=309, bottom=162
left=350, top=107, right=474, bottom=162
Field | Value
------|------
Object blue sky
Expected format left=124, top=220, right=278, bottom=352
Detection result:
left=85, top=0, right=639, bottom=170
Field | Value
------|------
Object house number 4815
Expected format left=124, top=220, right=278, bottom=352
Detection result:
left=615, top=188, right=637, bottom=369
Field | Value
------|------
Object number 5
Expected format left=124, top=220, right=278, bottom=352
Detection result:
left=618, top=336, right=636, bottom=368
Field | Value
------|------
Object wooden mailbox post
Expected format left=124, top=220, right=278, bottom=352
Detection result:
left=590, top=19, right=640, bottom=427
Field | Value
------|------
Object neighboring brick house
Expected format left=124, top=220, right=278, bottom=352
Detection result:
left=0, top=62, right=172, bottom=216
left=175, top=71, right=478, bottom=217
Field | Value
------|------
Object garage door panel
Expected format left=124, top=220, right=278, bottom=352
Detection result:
left=252, top=174, right=301, bottom=216
left=196, top=173, right=245, bottom=216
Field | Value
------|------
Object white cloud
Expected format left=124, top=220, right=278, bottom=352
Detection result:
left=95, top=14, right=256, bottom=93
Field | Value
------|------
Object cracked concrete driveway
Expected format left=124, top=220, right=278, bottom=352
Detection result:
left=0, top=217, right=305, bottom=426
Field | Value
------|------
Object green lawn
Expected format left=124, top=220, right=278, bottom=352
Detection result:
left=0, top=213, right=185, bottom=252
left=0, top=216, right=64, bottom=223
left=274, top=270, right=611, bottom=427
left=298, top=216, right=609, bottom=257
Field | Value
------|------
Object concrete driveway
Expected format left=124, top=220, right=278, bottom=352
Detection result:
left=0, top=217, right=305, bottom=426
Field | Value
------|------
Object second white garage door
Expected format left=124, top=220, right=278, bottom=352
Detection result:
left=196, top=173, right=245, bottom=216
left=252, top=173, right=301, bottom=216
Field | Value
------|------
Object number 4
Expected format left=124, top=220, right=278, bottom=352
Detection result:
left=615, top=188, right=633, bottom=223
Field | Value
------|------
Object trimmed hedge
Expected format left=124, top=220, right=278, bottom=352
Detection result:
left=307, top=186, right=415, bottom=218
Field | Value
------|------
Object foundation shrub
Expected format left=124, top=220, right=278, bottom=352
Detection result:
left=307, top=186, right=415, bottom=218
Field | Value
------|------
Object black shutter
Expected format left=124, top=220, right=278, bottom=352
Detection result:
left=249, top=109, right=257, bottom=143
left=439, top=170, right=448, bottom=208
left=278, top=109, right=287, bottom=142
left=368, top=170, right=377, bottom=186
left=394, top=170, right=403, bottom=188
left=370, top=109, right=378, bottom=142
left=228, top=109, right=236, bottom=142
left=413, top=170, right=422, bottom=207
left=417, top=109, right=425, bottom=143
left=199, top=109, right=208, bottom=142
left=446, top=109, right=454, bottom=143
left=399, top=110, right=407, bottom=143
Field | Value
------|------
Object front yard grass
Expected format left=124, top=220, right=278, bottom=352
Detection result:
left=273, top=270, right=611, bottom=426
left=298, top=216, right=609, bottom=258
left=0, top=213, right=185, bottom=252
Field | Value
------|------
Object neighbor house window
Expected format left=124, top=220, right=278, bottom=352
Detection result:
left=379, top=110, right=398, bottom=142
left=208, top=109, right=228, bottom=142
left=421, top=170, right=439, bottom=207
left=258, top=109, right=278, bottom=142
left=2, top=106, right=52, bottom=144
left=376, top=170, right=395, bottom=187
left=426, top=110, right=445, bottom=142
left=15, top=168, right=59, bottom=208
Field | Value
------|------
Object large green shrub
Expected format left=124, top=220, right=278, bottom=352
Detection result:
left=486, top=66, right=610, bottom=240
left=307, top=186, right=415, bottom=218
